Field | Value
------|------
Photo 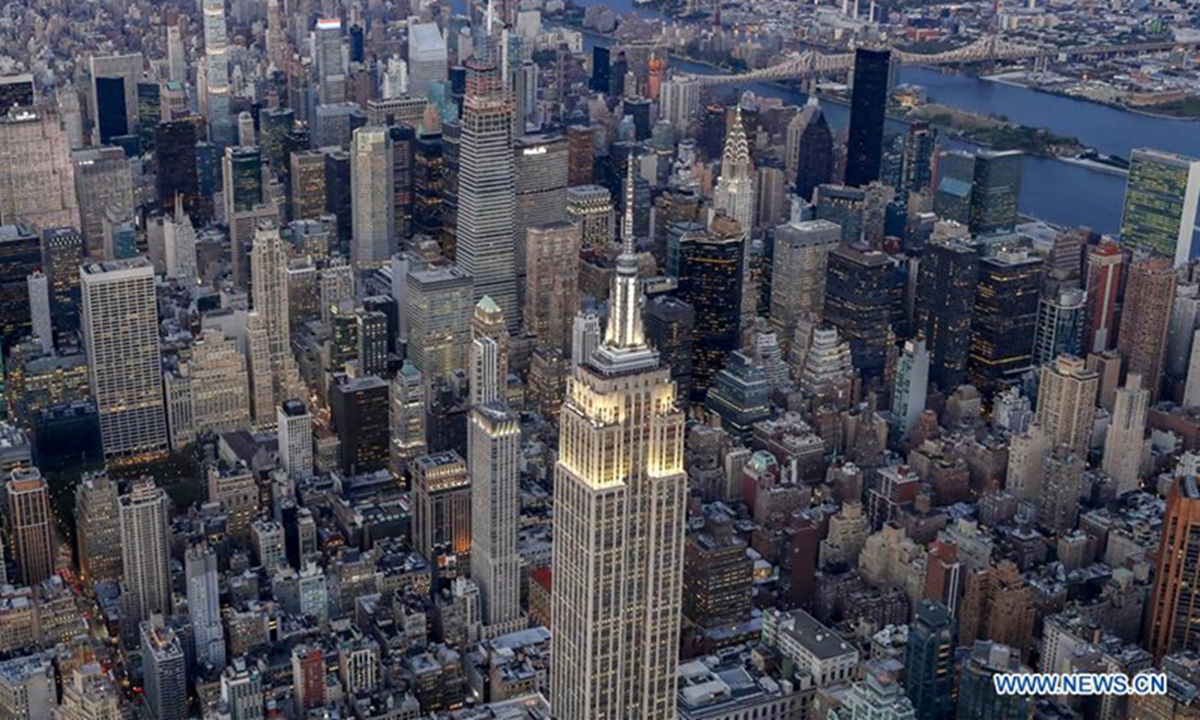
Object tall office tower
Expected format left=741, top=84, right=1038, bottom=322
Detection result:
left=120, top=481, right=171, bottom=630
left=319, top=256, right=355, bottom=325
left=0, top=107, right=79, bottom=232
left=1102, top=373, right=1149, bottom=495
left=259, top=108, right=294, bottom=170
left=413, top=132, right=446, bottom=238
left=1149, top=476, right=1200, bottom=660
left=330, top=374, right=390, bottom=474
left=291, top=150, right=327, bottom=222
left=292, top=646, right=326, bottom=714
left=1032, top=287, right=1086, bottom=366
left=768, top=218, right=835, bottom=340
left=678, top=217, right=745, bottom=401
left=844, top=49, right=890, bottom=188
left=524, top=222, right=581, bottom=353
left=316, top=18, right=347, bottom=104
left=1035, top=355, right=1098, bottom=458
left=27, top=271, right=51, bottom=354
left=659, top=77, right=701, bottom=130
left=906, top=601, right=955, bottom=720
left=550, top=201, right=687, bottom=720
left=899, top=122, right=937, bottom=195
left=567, top=125, right=595, bottom=186
left=222, top=146, right=263, bottom=224
left=185, top=543, right=226, bottom=669
left=405, top=265, right=474, bottom=381
left=457, top=58, right=519, bottom=331
left=249, top=220, right=299, bottom=423
left=75, top=472, right=121, bottom=586
left=468, top=337, right=521, bottom=630
left=155, top=120, right=201, bottom=220
left=200, top=0, right=232, bottom=143
left=1120, top=148, right=1200, bottom=267
left=409, top=22, right=449, bottom=97
left=7, top=468, right=54, bottom=585
left=704, top=351, right=771, bottom=441
left=81, top=258, right=167, bottom=460
left=72, top=147, right=133, bottom=258
left=514, top=134, right=569, bottom=300
left=824, top=243, right=898, bottom=382
left=713, top=106, right=757, bottom=233
left=892, top=339, right=930, bottom=436
left=915, top=239, right=978, bottom=390
left=0, top=225, right=39, bottom=352
left=566, top=184, right=615, bottom=250
left=1084, top=242, right=1118, bottom=355
left=1167, top=284, right=1200, bottom=389
left=230, top=204, right=279, bottom=291
left=167, top=24, right=186, bottom=83
left=968, top=151, right=1023, bottom=235
left=571, top=310, right=602, bottom=369
left=278, top=399, right=314, bottom=480
left=162, top=202, right=198, bottom=281
left=40, top=227, right=83, bottom=339
left=1118, top=255, right=1176, bottom=399
left=472, top=294, right=510, bottom=383
left=351, top=127, right=395, bottom=267
left=967, top=250, right=1044, bottom=391
left=413, top=451, right=472, bottom=563
left=645, top=296, right=695, bottom=408
left=390, top=125, right=415, bottom=243
left=142, top=622, right=186, bottom=720
left=785, top=99, right=834, bottom=201
left=356, top=310, right=389, bottom=377
left=390, top=361, right=428, bottom=478
left=88, top=54, right=141, bottom=144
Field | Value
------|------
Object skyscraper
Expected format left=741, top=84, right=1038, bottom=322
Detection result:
left=408, top=23, right=449, bottom=97
left=957, top=642, right=1033, bottom=720
left=185, top=543, right=226, bottom=669
left=824, top=243, right=898, bottom=381
left=514, top=134, right=569, bottom=303
left=915, top=239, right=978, bottom=390
left=769, top=218, right=842, bottom=341
left=315, top=18, right=346, bottom=104
left=0, top=225, right=40, bottom=352
left=404, top=265, right=474, bottom=381
left=389, top=361, right=427, bottom=479
left=120, top=480, right=172, bottom=632
left=1102, top=373, right=1149, bottom=495
left=7, top=467, right=54, bottom=586
left=905, top=601, right=955, bottom=720
left=1032, top=287, right=1086, bottom=366
left=329, top=374, right=390, bottom=475
left=141, top=622, right=186, bottom=720
left=704, top=351, right=771, bottom=441
left=1118, top=255, right=1175, bottom=400
left=1120, top=148, right=1200, bottom=267
left=75, top=471, right=122, bottom=586
left=967, top=250, right=1043, bottom=391
left=278, top=399, right=314, bottom=480
left=785, top=99, right=834, bottom=202
left=0, top=106, right=79, bottom=232
left=678, top=216, right=745, bottom=401
left=40, top=227, right=83, bottom=338
left=72, top=147, right=133, bottom=258
left=88, top=54, right=141, bottom=145
left=899, top=122, right=937, bottom=196
left=350, top=126, right=395, bottom=267
left=892, top=339, right=930, bottom=436
left=1035, top=355, right=1098, bottom=459
left=413, top=451, right=471, bottom=564
left=290, top=150, right=328, bottom=222
left=200, top=0, right=233, bottom=143
left=565, top=184, right=615, bottom=250
left=81, top=258, right=167, bottom=460
left=968, top=151, right=1023, bottom=235
left=456, top=58, right=519, bottom=331
left=713, top=106, right=757, bottom=234
left=550, top=194, right=687, bottom=720
left=222, top=146, right=263, bottom=223
left=1149, top=476, right=1200, bottom=661
left=524, top=221, right=581, bottom=353
left=468, top=336, right=521, bottom=631
left=249, top=220, right=299, bottom=424
left=155, top=120, right=201, bottom=220
left=844, top=48, right=890, bottom=188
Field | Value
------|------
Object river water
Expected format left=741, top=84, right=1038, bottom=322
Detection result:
left=564, top=2, right=1200, bottom=233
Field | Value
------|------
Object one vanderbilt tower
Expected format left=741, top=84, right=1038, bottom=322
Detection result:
left=550, top=158, right=688, bottom=719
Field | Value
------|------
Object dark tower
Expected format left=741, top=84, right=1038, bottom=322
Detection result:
left=845, top=48, right=890, bottom=188
left=916, top=239, right=979, bottom=391
left=795, top=104, right=834, bottom=202
left=155, top=119, right=200, bottom=219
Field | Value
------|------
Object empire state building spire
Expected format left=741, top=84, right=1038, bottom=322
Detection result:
left=595, top=155, right=656, bottom=372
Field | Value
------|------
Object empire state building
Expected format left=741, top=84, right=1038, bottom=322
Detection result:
left=550, top=160, right=688, bottom=719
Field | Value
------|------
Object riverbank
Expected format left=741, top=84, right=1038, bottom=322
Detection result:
left=982, top=71, right=1200, bottom=121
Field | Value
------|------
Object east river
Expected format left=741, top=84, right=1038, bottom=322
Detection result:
left=555, top=0, right=1200, bottom=234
